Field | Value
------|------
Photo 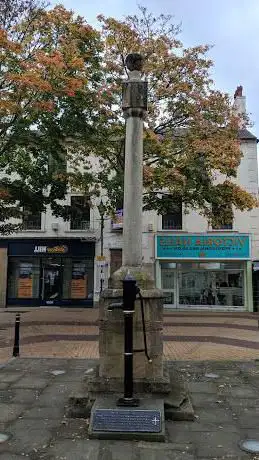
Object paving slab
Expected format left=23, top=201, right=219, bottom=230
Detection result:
left=47, top=439, right=102, bottom=460
left=0, top=373, right=25, bottom=384
left=0, top=358, right=258, bottom=459
left=0, top=455, right=29, bottom=460
left=5, top=418, right=60, bottom=455
left=0, top=403, right=25, bottom=423
left=11, top=376, right=49, bottom=390
left=22, top=405, right=65, bottom=420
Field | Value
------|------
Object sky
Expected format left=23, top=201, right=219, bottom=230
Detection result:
left=52, top=0, right=259, bottom=136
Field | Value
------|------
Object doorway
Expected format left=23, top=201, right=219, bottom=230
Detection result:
left=160, top=263, right=177, bottom=308
left=41, top=260, right=62, bottom=304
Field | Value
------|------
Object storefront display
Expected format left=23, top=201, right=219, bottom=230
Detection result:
left=6, top=239, right=95, bottom=306
left=156, top=234, right=251, bottom=311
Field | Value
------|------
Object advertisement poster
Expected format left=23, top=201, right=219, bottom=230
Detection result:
left=71, top=263, right=87, bottom=299
left=18, top=263, right=33, bottom=298
left=111, top=209, right=123, bottom=230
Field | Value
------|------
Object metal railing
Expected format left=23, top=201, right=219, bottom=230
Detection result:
left=70, top=220, right=91, bottom=231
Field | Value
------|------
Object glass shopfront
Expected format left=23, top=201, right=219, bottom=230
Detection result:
left=156, top=233, right=250, bottom=310
left=161, top=262, right=244, bottom=308
left=6, top=239, right=95, bottom=307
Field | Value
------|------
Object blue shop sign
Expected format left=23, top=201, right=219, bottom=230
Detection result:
left=156, top=234, right=250, bottom=260
left=8, top=239, right=95, bottom=257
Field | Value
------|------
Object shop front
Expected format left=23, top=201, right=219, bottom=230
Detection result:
left=155, top=233, right=252, bottom=311
left=5, top=239, right=95, bottom=307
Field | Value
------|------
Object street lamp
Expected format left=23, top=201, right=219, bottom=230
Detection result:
left=99, top=199, right=105, bottom=293
left=94, top=196, right=108, bottom=294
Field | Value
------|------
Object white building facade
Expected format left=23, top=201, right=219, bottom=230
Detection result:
left=0, top=89, right=258, bottom=311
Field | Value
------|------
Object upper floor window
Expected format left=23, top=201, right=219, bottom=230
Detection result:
left=48, top=151, right=67, bottom=175
left=162, top=202, right=182, bottom=230
left=70, top=195, right=90, bottom=230
left=211, top=204, right=233, bottom=230
left=22, top=208, right=42, bottom=231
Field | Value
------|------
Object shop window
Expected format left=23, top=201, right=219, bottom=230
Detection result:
left=211, top=204, right=233, bottom=230
left=62, top=258, right=94, bottom=300
left=8, top=258, right=40, bottom=299
left=70, top=196, right=90, bottom=230
left=178, top=268, right=244, bottom=307
left=22, top=208, right=42, bottom=230
left=162, top=202, right=182, bottom=230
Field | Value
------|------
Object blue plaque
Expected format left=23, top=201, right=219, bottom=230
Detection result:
left=92, top=409, right=161, bottom=433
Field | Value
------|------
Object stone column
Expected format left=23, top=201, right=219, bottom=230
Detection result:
left=122, top=56, right=147, bottom=266
left=93, top=54, right=167, bottom=395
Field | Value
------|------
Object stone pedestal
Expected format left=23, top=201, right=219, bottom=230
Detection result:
left=68, top=266, right=194, bottom=431
left=87, top=266, right=170, bottom=397
left=99, top=268, right=164, bottom=383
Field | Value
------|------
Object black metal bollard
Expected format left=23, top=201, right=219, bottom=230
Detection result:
left=117, top=275, right=139, bottom=407
left=12, top=313, right=20, bottom=357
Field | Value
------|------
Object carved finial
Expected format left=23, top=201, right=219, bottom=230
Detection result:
left=234, top=85, right=243, bottom=98
left=125, top=53, right=144, bottom=72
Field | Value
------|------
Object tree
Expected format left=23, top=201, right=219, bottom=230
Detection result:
left=71, top=7, right=257, bottom=225
left=0, top=0, right=102, bottom=233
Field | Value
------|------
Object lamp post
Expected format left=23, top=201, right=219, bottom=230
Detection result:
left=98, top=199, right=106, bottom=293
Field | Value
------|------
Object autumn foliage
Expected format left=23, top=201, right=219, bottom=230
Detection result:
left=0, top=3, right=257, bottom=233
left=0, top=0, right=102, bottom=232
left=84, top=8, right=257, bottom=225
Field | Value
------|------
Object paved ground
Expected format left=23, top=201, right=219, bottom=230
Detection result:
left=1, top=357, right=259, bottom=459
left=1, top=309, right=259, bottom=363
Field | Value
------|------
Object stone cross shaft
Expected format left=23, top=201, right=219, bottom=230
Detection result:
left=122, top=54, right=148, bottom=267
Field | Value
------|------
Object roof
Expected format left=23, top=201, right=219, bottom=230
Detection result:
left=238, top=128, right=258, bottom=141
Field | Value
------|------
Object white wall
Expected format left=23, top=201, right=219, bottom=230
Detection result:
left=3, top=135, right=258, bottom=299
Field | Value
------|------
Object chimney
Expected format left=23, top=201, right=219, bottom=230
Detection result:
left=233, top=85, right=246, bottom=124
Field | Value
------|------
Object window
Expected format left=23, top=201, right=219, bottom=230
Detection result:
left=178, top=269, right=244, bottom=307
left=48, top=151, right=67, bottom=175
left=8, top=258, right=40, bottom=299
left=162, top=202, right=182, bottom=230
left=70, top=196, right=90, bottom=230
left=211, top=204, right=233, bottom=230
left=22, top=208, right=41, bottom=230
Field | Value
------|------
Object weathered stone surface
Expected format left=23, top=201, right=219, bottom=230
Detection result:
left=0, top=373, right=24, bottom=384
left=6, top=418, right=59, bottom=455
left=49, top=439, right=101, bottom=460
left=55, top=418, right=88, bottom=439
left=34, top=382, right=76, bottom=407
left=0, top=455, right=28, bottom=460
left=86, top=364, right=171, bottom=396
left=2, top=357, right=259, bottom=458
left=11, top=376, right=49, bottom=390
left=22, top=405, right=64, bottom=419
left=66, top=394, right=93, bottom=418
left=98, top=279, right=164, bottom=382
left=0, top=404, right=24, bottom=423
left=165, top=397, right=195, bottom=421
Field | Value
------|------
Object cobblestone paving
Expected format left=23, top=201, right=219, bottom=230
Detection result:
left=1, top=309, right=259, bottom=363
left=0, top=358, right=259, bottom=459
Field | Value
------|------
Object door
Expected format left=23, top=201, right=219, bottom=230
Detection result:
left=160, top=263, right=177, bottom=308
left=41, top=262, right=61, bottom=305
left=110, top=249, right=122, bottom=276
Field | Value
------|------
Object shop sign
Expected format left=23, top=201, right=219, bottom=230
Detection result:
left=34, top=245, right=68, bottom=254
left=156, top=234, right=250, bottom=260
